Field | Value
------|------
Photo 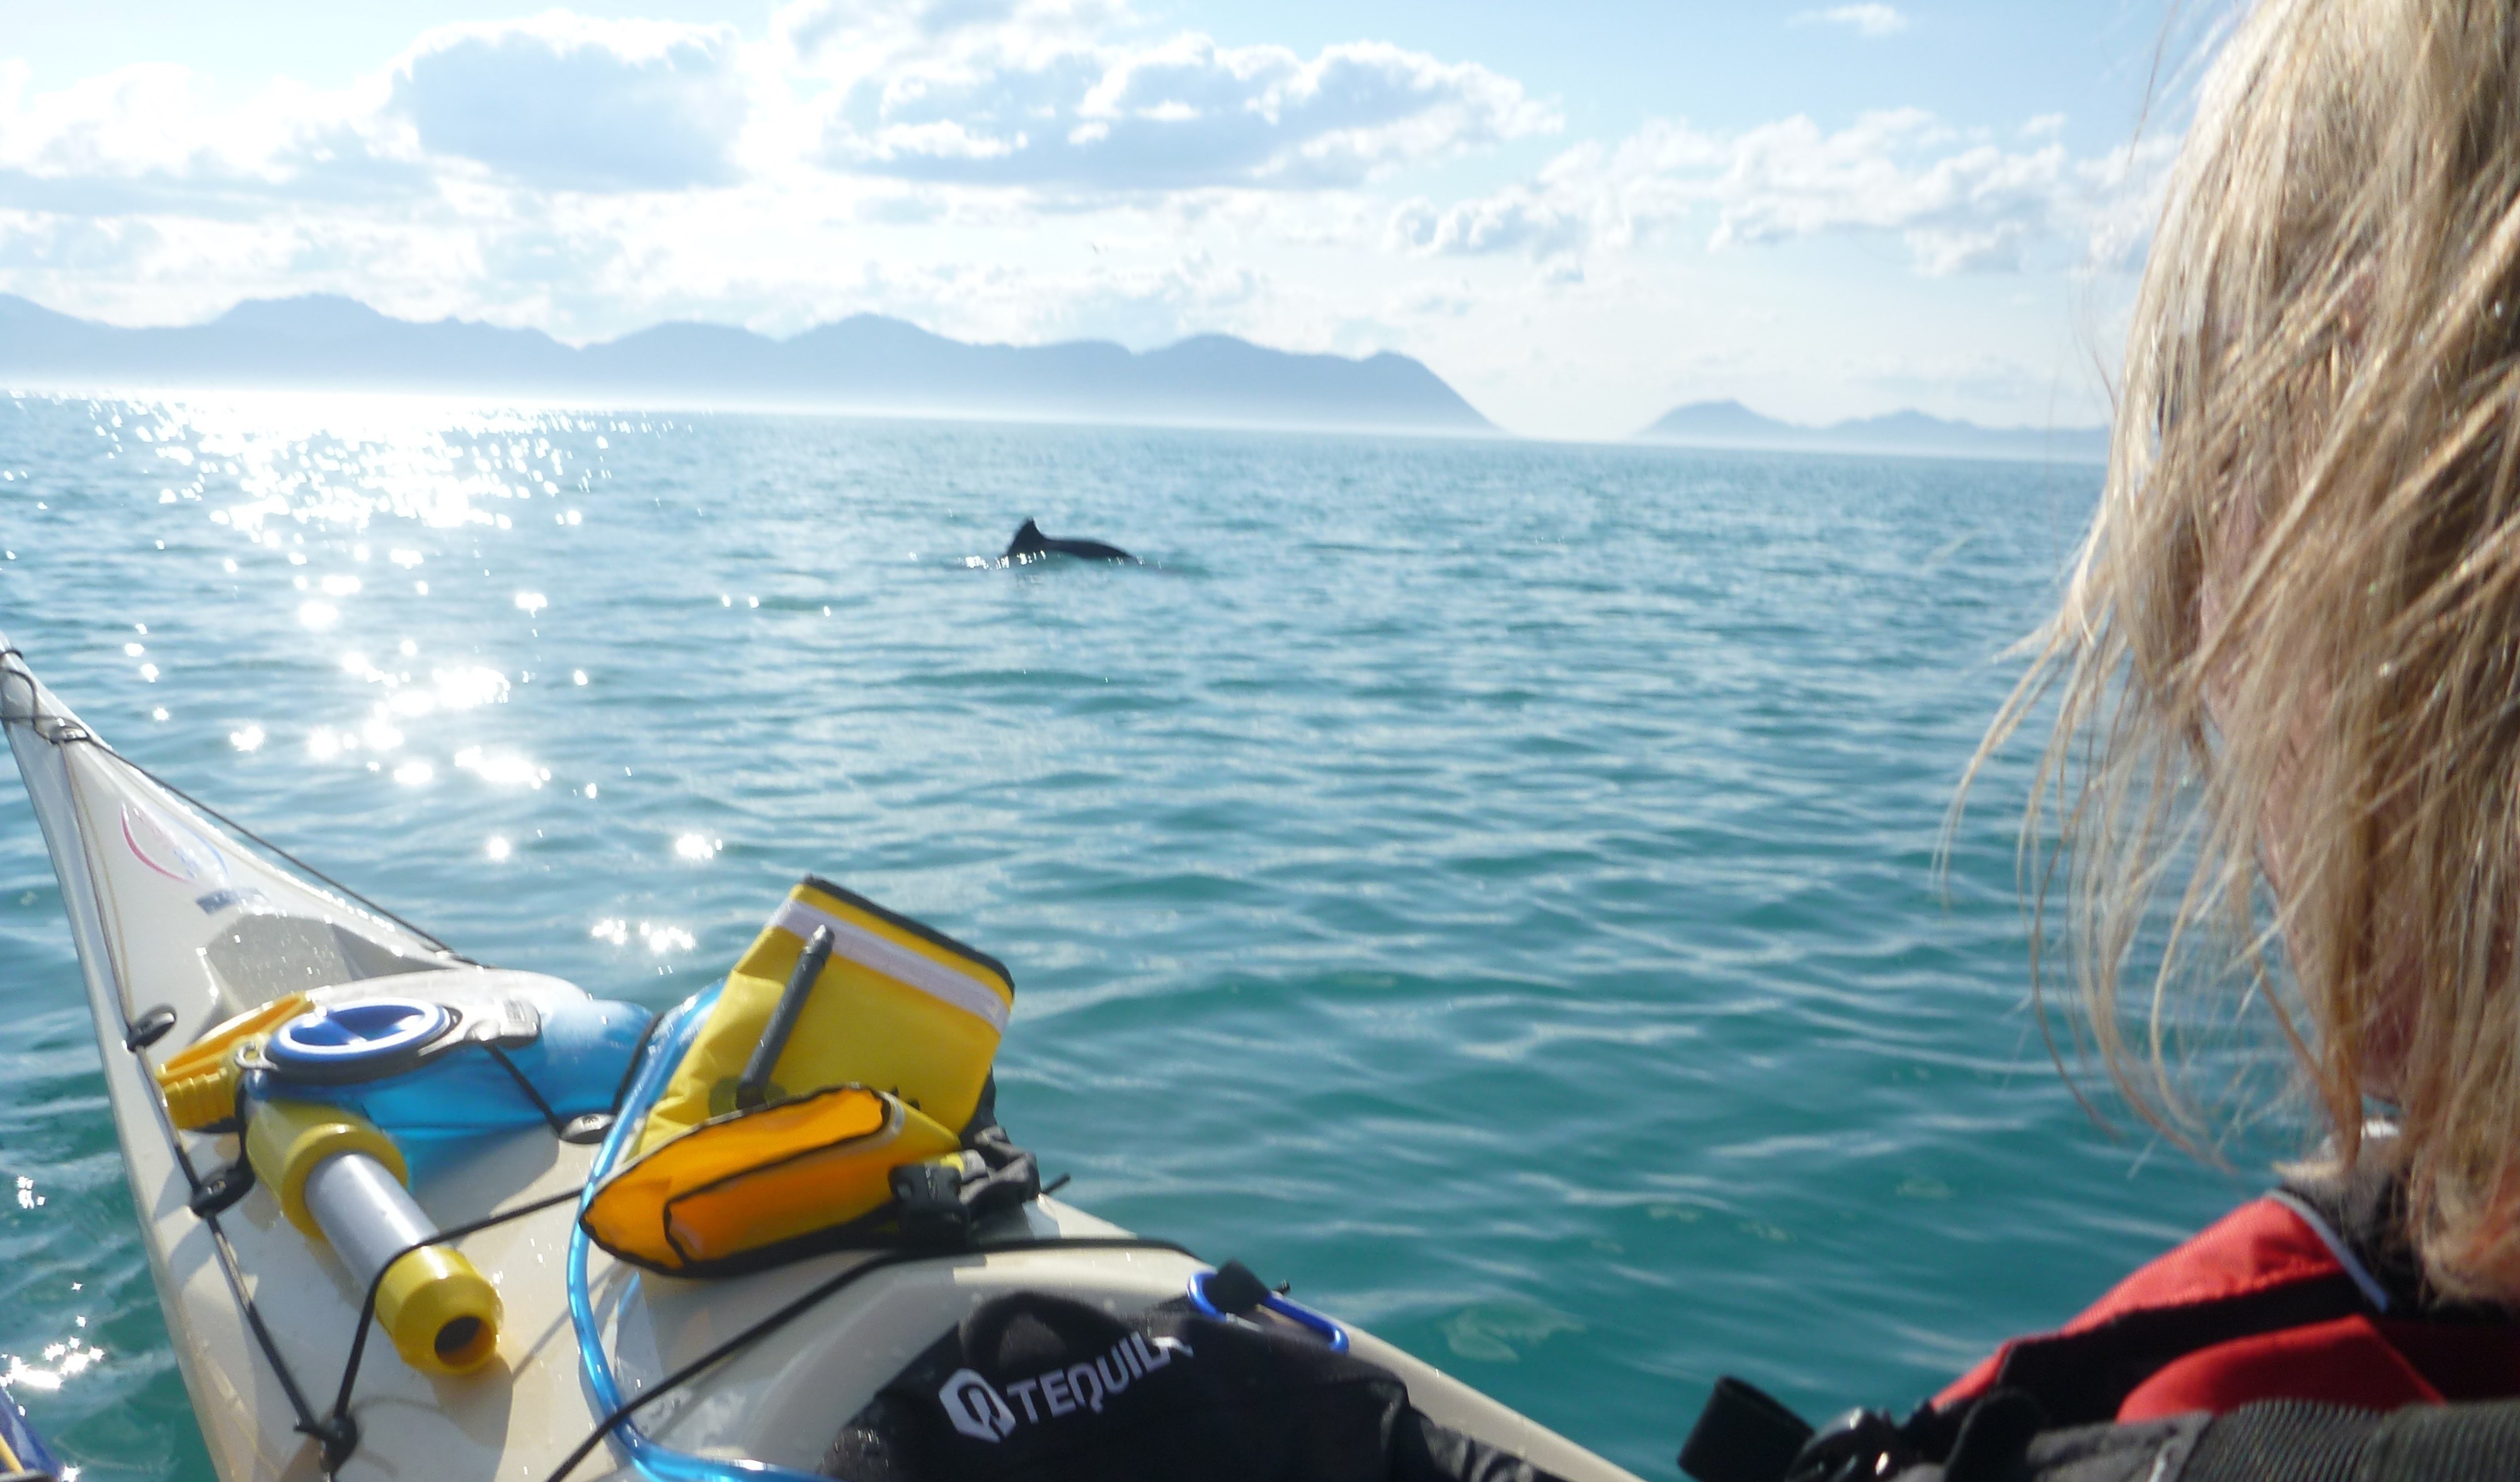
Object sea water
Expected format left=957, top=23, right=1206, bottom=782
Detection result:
left=0, top=394, right=2269, bottom=1480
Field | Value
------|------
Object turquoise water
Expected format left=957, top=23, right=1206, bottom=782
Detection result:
left=0, top=394, right=2268, bottom=1480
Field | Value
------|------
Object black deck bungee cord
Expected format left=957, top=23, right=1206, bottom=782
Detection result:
left=471, top=1038, right=619, bottom=1143
left=6, top=653, right=347, bottom=1454
left=201, top=1191, right=331, bottom=1445
left=309, top=1186, right=591, bottom=1471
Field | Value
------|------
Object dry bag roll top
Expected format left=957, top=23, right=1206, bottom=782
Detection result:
left=581, top=876, right=1016, bottom=1275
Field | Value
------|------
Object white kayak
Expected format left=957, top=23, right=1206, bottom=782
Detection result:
left=0, top=641, right=1643, bottom=1482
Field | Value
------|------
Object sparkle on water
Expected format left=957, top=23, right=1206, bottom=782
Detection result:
left=0, top=390, right=2294, bottom=1481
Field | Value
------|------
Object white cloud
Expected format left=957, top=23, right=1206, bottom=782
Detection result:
left=0, top=11, right=1549, bottom=217
left=1390, top=110, right=2177, bottom=279
left=818, top=33, right=1556, bottom=190
left=0, top=15, right=765, bottom=209
left=1389, top=277, right=1475, bottom=318
left=777, top=0, right=1554, bottom=192
left=389, top=15, right=754, bottom=191
left=1790, top=5, right=1910, bottom=37
left=1709, top=109, right=2062, bottom=270
left=0, top=60, right=420, bottom=215
left=1388, top=190, right=1588, bottom=260
left=0, top=211, right=162, bottom=274
left=777, top=0, right=1126, bottom=66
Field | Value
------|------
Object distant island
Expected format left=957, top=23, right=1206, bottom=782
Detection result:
left=1638, top=399, right=2107, bottom=463
left=0, top=294, right=1494, bottom=437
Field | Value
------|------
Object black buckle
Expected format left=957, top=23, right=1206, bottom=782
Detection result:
left=891, top=1161, right=971, bottom=1243
left=1784, top=1408, right=1916, bottom=1482
left=188, top=1156, right=257, bottom=1219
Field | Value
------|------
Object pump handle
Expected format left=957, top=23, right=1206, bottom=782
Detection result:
left=737, top=925, right=834, bottom=1111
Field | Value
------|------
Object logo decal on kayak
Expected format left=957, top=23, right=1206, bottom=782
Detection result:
left=935, top=1332, right=1192, bottom=1442
left=940, top=1370, right=1018, bottom=1442
left=120, top=802, right=228, bottom=888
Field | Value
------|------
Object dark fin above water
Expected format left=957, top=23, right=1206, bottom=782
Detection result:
left=1004, top=519, right=1134, bottom=563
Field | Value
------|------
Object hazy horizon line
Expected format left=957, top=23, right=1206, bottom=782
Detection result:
left=2, top=379, right=2109, bottom=466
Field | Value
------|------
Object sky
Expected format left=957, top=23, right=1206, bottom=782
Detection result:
left=0, top=0, right=2208, bottom=439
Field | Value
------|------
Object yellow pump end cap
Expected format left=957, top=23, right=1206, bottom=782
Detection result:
left=376, top=1245, right=502, bottom=1376
left=243, top=1100, right=407, bottom=1237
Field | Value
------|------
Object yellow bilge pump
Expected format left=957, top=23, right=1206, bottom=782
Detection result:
left=155, top=977, right=655, bottom=1375
left=583, top=875, right=1038, bottom=1276
left=247, top=1098, right=500, bottom=1373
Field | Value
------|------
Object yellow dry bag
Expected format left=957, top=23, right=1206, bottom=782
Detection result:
left=581, top=876, right=1015, bottom=1275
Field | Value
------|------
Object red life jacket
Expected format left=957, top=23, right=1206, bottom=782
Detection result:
left=1680, top=1170, right=2520, bottom=1482
left=1937, top=1193, right=2520, bottom=1424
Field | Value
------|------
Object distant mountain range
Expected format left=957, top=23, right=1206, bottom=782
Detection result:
left=0, top=294, right=1494, bottom=435
left=1637, top=399, right=2107, bottom=463
left=0, top=295, right=2118, bottom=452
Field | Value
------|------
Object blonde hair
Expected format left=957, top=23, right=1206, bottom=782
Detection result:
left=2001, top=0, right=2520, bottom=1299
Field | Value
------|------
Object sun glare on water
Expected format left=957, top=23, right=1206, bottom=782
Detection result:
left=77, top=396, right=634, bottom=832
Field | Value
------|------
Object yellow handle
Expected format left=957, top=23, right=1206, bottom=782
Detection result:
left=154, top=992, right=312, bottom=1084
left=154, top=992, right=313, bottom=1132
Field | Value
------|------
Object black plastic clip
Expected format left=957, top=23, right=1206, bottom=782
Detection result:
left=559, top=1112, right=615, bottom=1145
left=125, top=1005, right=178, bottom=1052
left=297, top=1411, right=359, bottom=1474
left=188, top=1156, right=257, bottom=1219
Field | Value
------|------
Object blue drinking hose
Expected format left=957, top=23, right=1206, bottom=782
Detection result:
left=562, top=985, right=1314, bottom=1481
left=566, top=981, right=831, bottom=1482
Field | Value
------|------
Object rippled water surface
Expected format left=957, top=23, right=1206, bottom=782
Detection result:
left=0, top=394, right=2265, bottom=1479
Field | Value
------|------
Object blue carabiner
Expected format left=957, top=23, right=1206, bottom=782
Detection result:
left=1185, top=1270, right=1349, bottom=1352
